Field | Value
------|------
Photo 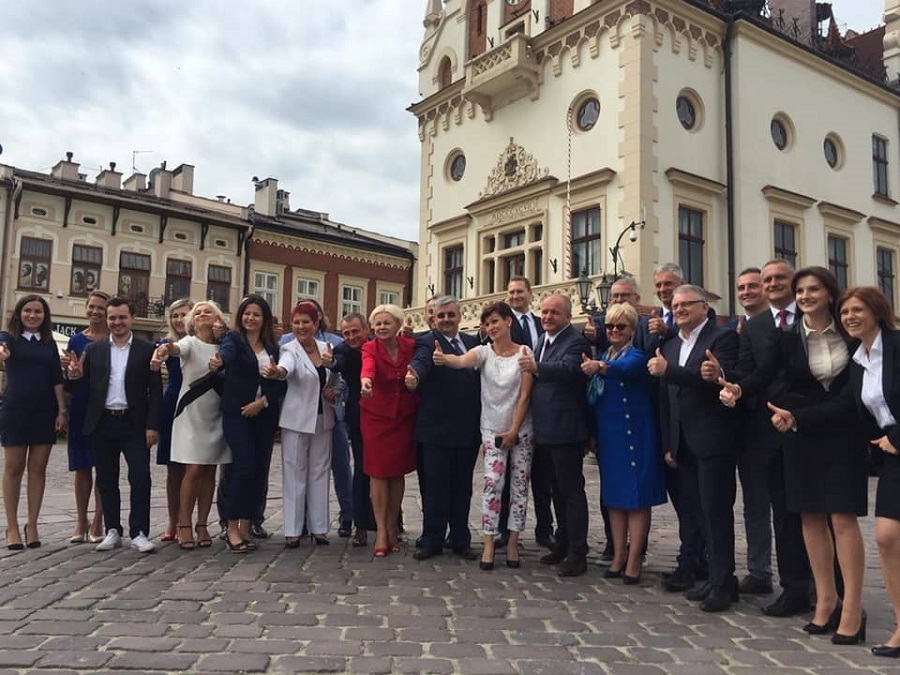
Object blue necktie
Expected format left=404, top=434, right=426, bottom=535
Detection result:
left=665, top=311, right=674, bottom=329
left=450, top=337, right=463, bottom=356
left=520, top=315, right=532, bottom=349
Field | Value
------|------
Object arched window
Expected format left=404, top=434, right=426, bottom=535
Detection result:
left=438, top=56, right=452, bottom=90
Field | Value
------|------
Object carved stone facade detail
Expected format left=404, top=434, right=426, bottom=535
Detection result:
left=489, top=197, right=542, bottom=225
left=479, top=139, right=550, bottom=199
left=251, top=233, right=411, bottom=270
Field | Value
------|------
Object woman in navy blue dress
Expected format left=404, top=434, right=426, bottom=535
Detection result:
left=581, top=302, right=665, bottom=583
left=62, top=291, right=109, bottom=543
left=1, top=295, right=67, bottom=549
left=155, top=299, right=192, bottom=542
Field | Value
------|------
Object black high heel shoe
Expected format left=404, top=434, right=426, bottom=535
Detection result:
left=310, top=534, right=329, bottom=546
left=871, top=644, right=900, bottom=658
left=23, top=524, right=41, bottom=549
left=604, top=568, right=623, bottom=579
left=831, top=610, right=866, bottom=645
left=803, top=600, right=842, bottom=635
left=480, top=547, right=495, bottom=571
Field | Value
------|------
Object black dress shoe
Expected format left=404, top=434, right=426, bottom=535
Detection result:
left=802, top=601, right=841, bottom=634
left=415, top=535, right=425, bottom=548
left=540, top=551, right=565, bottom=565
left=535, top=533, right=556, bottom=551
left=762, top=590, right=810, bottom=617
left=604, top=568, right=622, bottom=579
left=871, top=644, right=900, bottom=658
left=493, top=531, right=509, bottom=550
left=337, top=522, right=352, bottom=538
left=452, top=547, right=478, bottom=561
left=623, top=574, right=641, bottom=585
left=831, top=611, right=866, bottom=645
left=739, top=574, right=774, bottom=595
left=558, top=558, right=587, bottom=577
left=700, top=585, right=734, bottom=612
left=685, top=581, right=714, bottom=601
left=412, top=548, right=441, bottom=561
left=662, top=566, right=696, bottom=593
left=250, top=523, right=269, bottom=539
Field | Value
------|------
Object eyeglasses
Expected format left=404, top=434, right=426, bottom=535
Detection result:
left=671, top=300, right=706, bottom=311
left=605, top=323, right=629, bottom=332
left=435, top=312, right=457, bottom=319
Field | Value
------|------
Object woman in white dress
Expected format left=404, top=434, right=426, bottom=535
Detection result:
left=432, top=301, right=534, bottom=570
left=154, top=300, right=231, bottom=550
left=262, top=301, right=336, bottom=547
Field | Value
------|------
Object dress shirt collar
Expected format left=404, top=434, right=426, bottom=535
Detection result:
left=22, top=331, right=39, bottom=341
left=801, top=317, right=838, bottom=337
left=109, top=332, right=134, bottom=348
left=769, top=302, right=797, bottom=323
left=853, top=329, right=884, bottom=367
left=678, top=318, right=709, bottom=343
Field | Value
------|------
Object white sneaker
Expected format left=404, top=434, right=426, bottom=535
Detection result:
left=130, top=532, right=156, bottom=553
left=95, top=530, right=122, bottom=551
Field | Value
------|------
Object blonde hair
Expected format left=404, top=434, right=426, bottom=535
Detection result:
left=166, top=298, right=194, bottom=341
left=369, top=304, right=405, bottom=326
left=184, top=300, right=226, bottom=335
left=605, top=302, right=638, bottom=330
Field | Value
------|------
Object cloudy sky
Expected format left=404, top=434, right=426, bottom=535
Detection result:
left=0, top=1, right=885, bottom=242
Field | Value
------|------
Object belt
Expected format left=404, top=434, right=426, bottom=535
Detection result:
left=104, top=408, right=129, bottom=416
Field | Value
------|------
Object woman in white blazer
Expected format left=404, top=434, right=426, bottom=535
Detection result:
left=263, top=301, right=336, bottom=547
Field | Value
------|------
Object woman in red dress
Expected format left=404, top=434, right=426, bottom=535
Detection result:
left=359, top=304, right=417, bottom=557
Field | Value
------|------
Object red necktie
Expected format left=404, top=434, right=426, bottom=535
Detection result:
left=777, top=309, right=788, bottom=328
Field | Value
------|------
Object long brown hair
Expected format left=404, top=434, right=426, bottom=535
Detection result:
left=6, top=294, right=53, bottom=342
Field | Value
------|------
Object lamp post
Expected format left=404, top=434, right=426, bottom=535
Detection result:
left=575, top=268, right=596, bottom=315
left=595, top=217, right=646, bottom=312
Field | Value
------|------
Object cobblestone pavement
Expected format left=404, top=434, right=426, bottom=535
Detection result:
left=0, top=444, right=894, bottom=674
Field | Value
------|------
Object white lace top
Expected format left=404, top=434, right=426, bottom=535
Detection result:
left=471, top=345, right=534, bottom=435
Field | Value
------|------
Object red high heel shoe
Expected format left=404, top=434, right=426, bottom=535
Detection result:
left=373, top=546, right=389, bottom=558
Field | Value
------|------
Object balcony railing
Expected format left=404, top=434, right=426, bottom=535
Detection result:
left=462, top=33, right=542, bottom=120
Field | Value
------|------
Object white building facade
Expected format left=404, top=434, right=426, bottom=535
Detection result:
left=410, top=0, right=900, bottom=327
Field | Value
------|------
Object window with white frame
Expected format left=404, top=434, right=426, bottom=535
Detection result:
left=827, top=235, right=849, bottom=291
left=877, top=247, right=895, bottom=310
left=379, top=290, right=400, bottom=306
left=296, top=277, right=320, bottom=303
left=253, top=271, right=278, bottom=308
left=341, top=284, right=363, bottom=316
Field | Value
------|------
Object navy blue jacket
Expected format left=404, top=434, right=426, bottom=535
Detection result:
left=531, top=324, right=591, bottom=445
left=217, top=332, right=285, bottom=415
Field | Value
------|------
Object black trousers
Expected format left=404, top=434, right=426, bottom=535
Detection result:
left=92, top=414, right=151, bottom=539
left=763, top=442, right=812, bottom=594
left=528, top=444, right=556, bottom=538
left=219, top=408, right=279, bottom=523
left=673, top=441, right=736, bottom=586
left=420, top=442, right=478, bottom=552
left=542, top=442, right=589, bottom=560
left=348, top=425, right=376, bottom=531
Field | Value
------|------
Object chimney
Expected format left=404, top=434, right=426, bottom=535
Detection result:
left=95, top=161, right=123, bottom=190
left=149, top=161, right=173, bottom=198
left=253, top=177, right=278, bottom=216
left=885, top=0, right=900, bottom=83
left=123, top=172, right=147, bottom=192
left=171, top=163, right=195, bottom=194
left=50, top=151, right=81, bottom=181
left=276, top=189, right=290, bottom=215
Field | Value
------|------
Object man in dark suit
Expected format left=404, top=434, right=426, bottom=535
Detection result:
left=730, top=259, right=812, bottom=616
left=499, top=275, right=555, bottom=551
left=646, top=263, right=683, bottom=344
left=67, top=298, right=162, bottom=553
left=648, top=284, right=739, bottom=611
left=519, top=293, right=591, bottom=576
left=406, top=296, right=481, bottom=560
left=333, top=312, right=376, bottom=546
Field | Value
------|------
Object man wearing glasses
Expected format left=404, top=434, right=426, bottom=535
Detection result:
left=647, top=285, right=739, bottom=611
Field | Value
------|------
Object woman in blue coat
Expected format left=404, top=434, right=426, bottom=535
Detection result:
left=581, top=302, right=666, bottom=583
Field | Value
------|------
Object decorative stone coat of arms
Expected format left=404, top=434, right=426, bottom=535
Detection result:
left=479, top=138, right=550, bottom=198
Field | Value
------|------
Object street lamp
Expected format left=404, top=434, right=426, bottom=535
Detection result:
left=609, top=218, right=645, bottom=279
left=596, top=273, right=614, bottom=311
left=575, top=269, right=597, bottom=315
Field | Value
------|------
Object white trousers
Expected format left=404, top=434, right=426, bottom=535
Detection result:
left=281, top=419, right=333, bottom=537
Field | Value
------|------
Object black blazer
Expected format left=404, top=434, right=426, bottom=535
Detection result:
left=509, top=311, right=544, bottom=350
left=73, top=336, right=162, bottom=436
left=409, top=329, right=481, bottom=446
left=658, top=320, right=738, bottom=459
left=795, top=328, right=900, bottom=449
left=332, top=340, right=363, bottom=431
left=218, top=332, right=285, bottom=415
left=531, top=324, right=591, bottom=445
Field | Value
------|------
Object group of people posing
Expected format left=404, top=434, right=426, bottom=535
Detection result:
left=2, top=257, right=900, bottom=659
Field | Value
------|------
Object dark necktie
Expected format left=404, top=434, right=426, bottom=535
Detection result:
left=665, top=311, right=674, bottom=329
left=450, top=337, right=463, bottom=356
left=777, top=309, right=788, bottom=328
left=520, top=315, right=532, bottom=349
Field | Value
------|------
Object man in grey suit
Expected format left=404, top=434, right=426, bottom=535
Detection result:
left=519, top=293, right=591, bottom=576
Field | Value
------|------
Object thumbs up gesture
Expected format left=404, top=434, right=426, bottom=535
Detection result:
left=718, top=377, right=742, bottom=407
left=700, top=348, right=722, bottom=382
left=580, top=352, right=596, bottom=376
left=767, top=401, right=795, bottom=432
left=432, top=339, right=446, bottom=366
left=261, top=355, right=282, bottom=379
left=583, top=314, right=597, bottom=341
left=68, top=350, right=86, bottom=379
left=518, top=344, right=537, bottom=374
left=208, top=351, right=223, bottom=372
left=321, top=342, right=333, bottom=367
left=647, top=347, right=668, bottom=376
left=404, top=365, right=419, bottom=391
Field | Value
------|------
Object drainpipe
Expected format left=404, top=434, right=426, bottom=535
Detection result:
left=724, top=14, right=736, bottom=317
left=0, top=177, right=23, bottom=323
